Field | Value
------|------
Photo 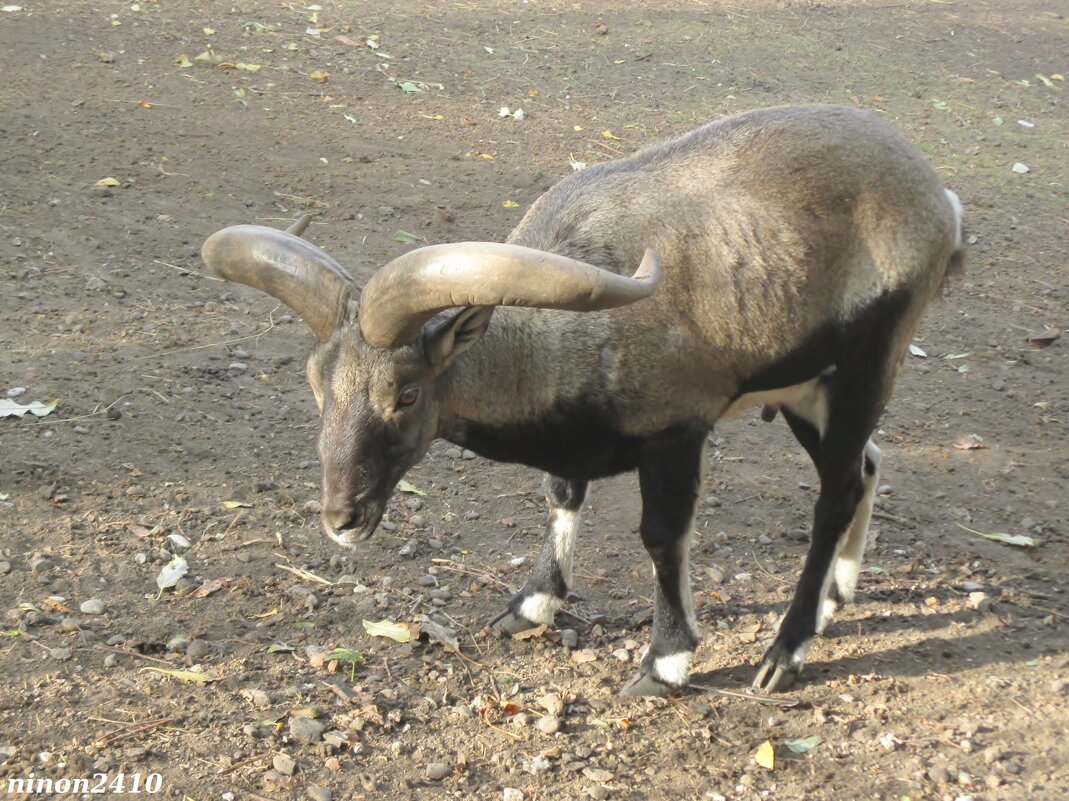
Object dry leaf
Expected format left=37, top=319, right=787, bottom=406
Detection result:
left=139, top=667, right=220, bottom=685
left=601, top=130, right=623, bottom=140
left=1027, top=326, right=1060, bottom=348
left=221, top=500, right=251, bottom=509
left=95, top=177, right=120, bottom=187
left=511, top=624, right=550, bottom=641
left=193, top=578, right=227, bottom=598
left=570, top=649, right=598, bottom=664
left=362, top=618, right=413, bottom=643
left=309, top=69, right=329, bottom=83
left=754, top=740, right=775, bottom=770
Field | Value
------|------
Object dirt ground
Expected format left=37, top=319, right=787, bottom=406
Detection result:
left=1, top=1, right=1067, bottom=800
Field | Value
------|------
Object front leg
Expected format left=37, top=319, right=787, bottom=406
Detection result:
left=622, top=426, right=705, bottom=697
left=491, top=475, right=587, bottom=634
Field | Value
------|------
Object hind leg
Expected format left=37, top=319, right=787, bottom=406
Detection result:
left=781, top=401, right=881, bottom=633
left=755, top=356, right=891, bottom=692
left=490, top=475, right=587, bottom=634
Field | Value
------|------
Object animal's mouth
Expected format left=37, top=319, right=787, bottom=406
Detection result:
left=322, top=501, right=385, bottom=547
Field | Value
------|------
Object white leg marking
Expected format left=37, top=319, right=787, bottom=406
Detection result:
left=680, top=528, right=698, bottom=639
left=518, top=592, right=560, bottom=626
left=945, top=189, right=964, bottom=249
left=549, top=508, right=581, bottom=586
left=833, top=439, right=881, bottom=604
left=652, top=652, right=693, bottom=687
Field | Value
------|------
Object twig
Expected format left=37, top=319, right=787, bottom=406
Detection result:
left=221, top=752, right=273, bottom=774
left=688, top=684, right=801, bottom=708
left=100, top=647, right=182, bottom=666
left=41, top=395, right=129, bottom=425
left=274, top=562, right=333, bottom=585
left=153, top=259, right=205, bottom=278
left=95, top=716, right=179, bottom=747
left=872, top=509, right=914, bottom=527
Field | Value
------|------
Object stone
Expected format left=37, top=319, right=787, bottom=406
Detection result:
left=306, top=787, right=332, bottom=801
left=425, top=762, right=451, bottom=781
left=538, top=693, right=564, bottom=717
left=80, top=598, right=106, bottom=615
left=272, top=753, right=297, bottom=776
left=535, top=715, right=561, bottom=735
left=503, top=789, right=524, bottom=801
left=186, top=639, right=211, bottom=659
left=289, top=716, right=325, bottom=746
left=582, top=767, right=614, bottom=782
left=560, top=629, right=578, bottom=649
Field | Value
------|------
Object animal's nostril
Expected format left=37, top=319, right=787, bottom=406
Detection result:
left=322, top=506, right=357, bottom=531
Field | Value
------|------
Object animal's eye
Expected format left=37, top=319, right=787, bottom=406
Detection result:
left=396, top=385, right=420, bottom=408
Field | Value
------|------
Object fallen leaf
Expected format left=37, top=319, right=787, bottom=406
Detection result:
left=236, top=62, right=261, bottom=72
left=502, top=200, right=519, bottom=208
left=396, top=479, right=426, bottom=496
left=570, top=649, right=598, bottom=664
left=944, top=352, right=970, bottom=360
left=511, top=624, right=550, bottom=641
left=953, top=433, right=985, bottom=450
left=266, top=643, right=294, bottom=653
left=42, top=597, right=74, bottom=614
left=176, top=53, right=193, bottom=68
left=957, top=523, right=1040, bottom=548
left=0, top=398, right=57, bottom=418
left=754, top=740, right=775, bottom=770
left=1027, top=326, right=1060, bottom=348
left=418, top=619, right=459, bottom=652
left=601, top=130, right=623, bottom=140
left=309, top=69, right=329, bottom=83
left=908, top=344, right=927, bottom=358
left=193, top=578, right=227, bottom=598
left=362, top=619, right=413, bottom=643
left=476, top=151, right=495, bottom=160
left=155, top=556, right=189, bottom=591
left=393, top=230, right=422, bottom=245
left=784, top=736, right=821, bottom=753
left=221, top=500, right=251, bottom=509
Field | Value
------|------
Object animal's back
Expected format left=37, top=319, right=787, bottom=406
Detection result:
left=509, top=104, right=959, bottom=379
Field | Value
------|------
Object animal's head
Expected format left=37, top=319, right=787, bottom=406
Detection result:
left=201, top=218, right=660, bottom=547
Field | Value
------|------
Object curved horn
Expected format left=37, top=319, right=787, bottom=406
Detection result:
left=359, top=243, right=662, bottom=348
left=201, top=223, right=356, bottom=342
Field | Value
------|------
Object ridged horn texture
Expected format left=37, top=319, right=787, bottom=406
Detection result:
left=201, top=225, right=356, bottom=342
left=358, top=242, right=662, bottom=348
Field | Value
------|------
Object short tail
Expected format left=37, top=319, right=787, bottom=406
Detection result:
left=941, top=188, right=965, bottom=292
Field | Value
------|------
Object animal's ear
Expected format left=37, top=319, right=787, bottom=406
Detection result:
left=420, top=306, right=494, bottom=371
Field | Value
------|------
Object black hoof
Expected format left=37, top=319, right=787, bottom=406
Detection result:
left=752, top=640, right=807, bottom=692
left=489, top=608, right=541, bottom=636
left=621, top=671, right=682, bottom=698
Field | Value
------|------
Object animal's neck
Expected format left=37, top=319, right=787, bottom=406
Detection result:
left=436, top=307, right=567, bottom=438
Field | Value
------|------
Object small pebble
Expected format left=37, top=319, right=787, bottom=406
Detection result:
left=461, top=449, right=476, bottom=460
left=425, top=762, right=451, bottom=781
left=524, top=756, right=551, bottom=775
left=186, top=639, right=211, bottom=659
left=80, top=599, right=106, bottom=615
left=560, top=629, right=578, bottom=649
left=0, top=562, right=11, bottom=575
left=582, top=767, right=614, bottom=783
left=306, top=788, right=332, bottom=801
left=928, top=765, right=951, bottom=784
left=103, top=654, right=118, bottom=668
left=535, top=715, right=561, bottom=735
left=444, top=447, right=464, bottom=459
left=503, top=789, right=524, bottom=801
left=272, top=753, right=297, bottom=776
left=228, top=362, right=247, bottom=373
